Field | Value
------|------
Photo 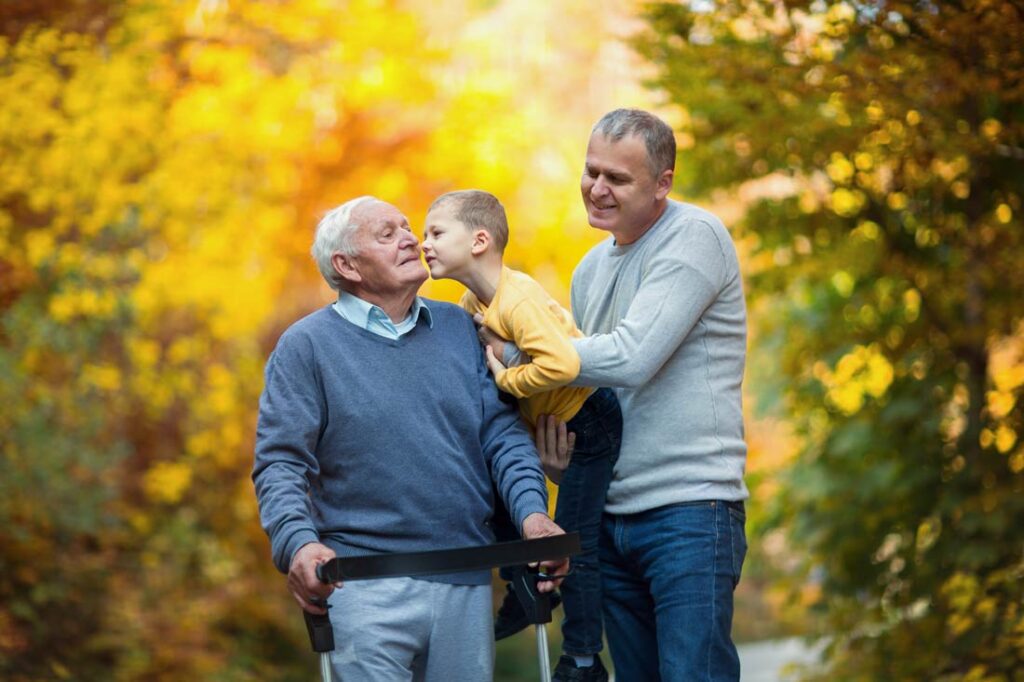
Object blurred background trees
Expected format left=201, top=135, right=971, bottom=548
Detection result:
left=2, top=0, right=1021, bottom=680
left=0, top=0, right=647, bottom=678
left=639, top=0, right=1023, bottom=679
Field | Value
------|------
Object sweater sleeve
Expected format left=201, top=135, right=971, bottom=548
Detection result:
left=493, top=298, right=580, bottom=398
left=572, top=221, right=726, bottom=389
left=252, top=332, right=324, bottom=574
left=472, top=325, right=549, bottom=530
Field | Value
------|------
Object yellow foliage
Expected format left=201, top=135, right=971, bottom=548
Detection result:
left=903, top=288, right=921, bottom=322
left=887, top=191, right=908, bottom=210
left=143, top=461, right=193, bottom=504
left=819, top=343, right=894, bottom=415
left=81, top=364, right=123, bottom=393
left=830, top=187, right=864, bottom=217
left=994, top=426, right=1017, bottom=454
left=995, top=204, right=1012, bottom=223
left=826, top=153, right=854, bottom=183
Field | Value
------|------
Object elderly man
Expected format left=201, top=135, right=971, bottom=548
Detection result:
left=488, top=109, right=749, bottom=681
left=253, top=196, right=567, bottom=681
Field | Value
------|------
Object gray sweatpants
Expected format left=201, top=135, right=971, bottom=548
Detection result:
left=326, top=577, right=494, bottom=681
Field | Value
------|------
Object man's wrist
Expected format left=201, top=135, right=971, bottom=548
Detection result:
left=514, top=496, right=549, bottom=534
left=520, top=511, right=550, bottom=536
left=286, top=532, right=322, bottom=571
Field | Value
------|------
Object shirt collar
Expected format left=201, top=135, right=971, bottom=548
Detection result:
left=333, top=293, right=433, bottom=332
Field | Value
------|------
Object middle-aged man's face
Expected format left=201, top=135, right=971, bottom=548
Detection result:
left=580, top=132, right=671, bottom=242
left=347, top=200, right=428, bottom=296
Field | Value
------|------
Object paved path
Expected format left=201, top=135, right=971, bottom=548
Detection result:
left=737, top=637, right=823, bottom=682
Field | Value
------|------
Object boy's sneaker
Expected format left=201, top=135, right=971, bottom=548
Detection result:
left=552, top=654, right=609, bottom=682
left=493, top=584, right=561, bottom=640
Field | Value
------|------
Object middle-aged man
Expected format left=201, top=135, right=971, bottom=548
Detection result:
left=488, top=108, right=749, bottom=681
left=252, top=196, right=568, bottom=681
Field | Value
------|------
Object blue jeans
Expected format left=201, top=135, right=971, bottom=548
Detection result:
left=554, top=387, right=622, bottom=656
left=493, top=387, right=621, bottom=656
left=600, top=500, right=747, bottom=682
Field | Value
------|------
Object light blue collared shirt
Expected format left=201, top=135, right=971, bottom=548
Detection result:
left=333, top=293, right=433, bottom=340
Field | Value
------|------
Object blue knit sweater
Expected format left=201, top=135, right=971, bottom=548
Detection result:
left=253, top=301, right=548, bottom=584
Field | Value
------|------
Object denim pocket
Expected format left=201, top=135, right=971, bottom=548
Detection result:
left=727, top=505, right=747, bottom=587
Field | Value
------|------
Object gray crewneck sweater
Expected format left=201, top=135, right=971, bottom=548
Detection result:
left=571, top=199, right=749, bottom=514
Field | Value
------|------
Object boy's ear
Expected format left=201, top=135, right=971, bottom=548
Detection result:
left=332, top=252, right=361, bottom=284
left=470, top=228, right=491, bottom=256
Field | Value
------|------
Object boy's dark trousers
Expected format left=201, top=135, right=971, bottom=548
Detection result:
left=493, top=386, right=622, bottom=656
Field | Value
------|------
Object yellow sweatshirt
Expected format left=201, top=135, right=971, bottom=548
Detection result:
left=460, top=266, right=593, bottom=428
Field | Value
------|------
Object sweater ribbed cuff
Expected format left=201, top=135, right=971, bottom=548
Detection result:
left=512, top=490, right=549, bottom=534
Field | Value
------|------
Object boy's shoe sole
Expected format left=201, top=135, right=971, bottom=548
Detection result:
left=552, top=654, right=609, bottom=682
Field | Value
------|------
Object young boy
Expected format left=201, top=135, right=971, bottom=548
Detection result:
left=422, top=190, right=622, bottom=682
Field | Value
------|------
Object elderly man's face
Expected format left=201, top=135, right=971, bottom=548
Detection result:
left=348, top=201, right=428, bottom=296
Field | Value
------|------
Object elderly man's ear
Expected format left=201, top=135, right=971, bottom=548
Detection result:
left=332, top=252, right=361, bottom=284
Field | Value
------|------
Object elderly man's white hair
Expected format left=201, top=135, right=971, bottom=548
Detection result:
left=311, top=195, right=378, bottom=291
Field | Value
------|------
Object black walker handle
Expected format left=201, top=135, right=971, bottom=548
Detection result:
left=303, top=607, right=334, bottom=653
left=509, top=564, right=554, bottom=624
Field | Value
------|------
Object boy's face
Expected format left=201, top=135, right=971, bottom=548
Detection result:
left=422, top=204, right=476, bottom=279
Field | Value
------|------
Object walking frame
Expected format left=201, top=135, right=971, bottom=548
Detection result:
left=301, top=533, right=581, bottom=682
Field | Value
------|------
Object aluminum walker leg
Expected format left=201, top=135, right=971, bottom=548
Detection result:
left=535, top=622, right=552, bottom=682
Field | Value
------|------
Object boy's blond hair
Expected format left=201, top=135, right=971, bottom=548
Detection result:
left=428, top=190, right=509, bottom=253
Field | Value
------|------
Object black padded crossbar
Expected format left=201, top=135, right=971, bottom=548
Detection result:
left=315, top=533, right=581, bottom=584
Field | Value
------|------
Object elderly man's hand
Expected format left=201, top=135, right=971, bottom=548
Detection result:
left=520, top=512, right=570, bottom=593
left=288, top=542, right=341, bottom=615
left=535, top=414, right=576, bottom=485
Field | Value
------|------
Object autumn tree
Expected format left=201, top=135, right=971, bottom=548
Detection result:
left=637, top=0, right=1024, bottom=679
left=1, top=0, right=651, bottom=678
left=0, top=1, right=466, bottom=677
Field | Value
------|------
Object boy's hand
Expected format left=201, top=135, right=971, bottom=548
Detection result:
left=473, top=313, right=509, bottom=363
left=484, top=346, right=507, bottom=376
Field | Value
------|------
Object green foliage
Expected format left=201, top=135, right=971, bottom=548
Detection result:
left=639, top=1, right=1024, bottom=678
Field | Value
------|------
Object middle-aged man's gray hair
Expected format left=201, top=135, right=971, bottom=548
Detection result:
left=311, top=195, right=377, bottom=290
left=592, top=108, right=676, bottom=177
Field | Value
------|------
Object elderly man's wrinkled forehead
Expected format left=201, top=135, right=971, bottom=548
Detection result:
left=352, top=199, right=408, bottom=231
